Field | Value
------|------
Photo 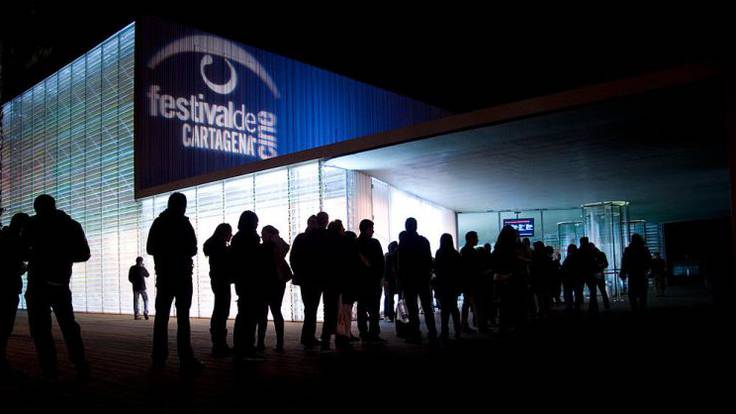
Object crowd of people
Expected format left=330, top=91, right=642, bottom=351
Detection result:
left=0, top=192, right=658, bottom=380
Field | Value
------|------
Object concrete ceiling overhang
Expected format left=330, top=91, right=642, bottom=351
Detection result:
left=327, top=80, right=730, bottom=224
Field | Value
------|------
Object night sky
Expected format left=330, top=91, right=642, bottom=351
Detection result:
left=0, top=3, right=730, bottom=113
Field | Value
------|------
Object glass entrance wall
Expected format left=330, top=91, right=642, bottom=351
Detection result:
left=458, top=208, right=583, bottom=255
left=582, top=201, right=630, bottom=300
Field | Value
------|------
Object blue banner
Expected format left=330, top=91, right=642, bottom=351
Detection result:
left=134, top=18, right=447, bottom=196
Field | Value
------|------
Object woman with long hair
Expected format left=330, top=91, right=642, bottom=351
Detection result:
left=433, top=233, right=462, bottom=341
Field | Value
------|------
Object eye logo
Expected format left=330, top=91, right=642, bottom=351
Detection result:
left=147, top=35, right=281, bottom=98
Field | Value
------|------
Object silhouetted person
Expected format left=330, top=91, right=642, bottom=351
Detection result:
left=397, top=218, right=437, bottom=342
left=230, top=210, right=266, bottom=361
left=316, top=212, right=340, bottom=351
left=128, top=257, right=150, bottom=320
left=547, top=246, right=562, bottom=304
left=433, top=233, right=462, bottom=341
left=578, top=237, right=599, bottom=313
left=335, top=225, right=359, bottom=348
left=146, top=192, right=202, bottom=373
left=383, top=241, right=399, bottom=322
left=290, top=215, right=322, bottom=349
left=203, top=223, right=233, bottom=357
left=492, top=225, right=525, bottom=333
left=590, top=243, right=611, bottom=310
left=651, top=253, right=667, bottom=297
left=356, top=219, right=385, bottom=342
left=257, top=225, right=291, bottom=353
left=561, top=244, right=581, bottom=312
left=620, top=234, right=652, bottom=312
left=23, top=195, right=90, bottom=380
left=0, top=213, right=29, bottom=376
left=460, top=231, right=482, bottom=333
left=530, top=241, right=553, bottom=318
left=480, top=243, right=496, bottom=325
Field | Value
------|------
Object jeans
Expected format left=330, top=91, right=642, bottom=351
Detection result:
left=210, top=280, right=231, bottom=349
left=357, top=285, right=382, bottom=339
left=133, top=289, right=149, bottom=317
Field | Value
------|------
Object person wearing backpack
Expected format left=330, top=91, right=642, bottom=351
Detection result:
left=23, top=194, right=91, bottom=380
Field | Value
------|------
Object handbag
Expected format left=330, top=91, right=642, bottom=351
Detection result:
left=396, top=298, right=410, bottom=324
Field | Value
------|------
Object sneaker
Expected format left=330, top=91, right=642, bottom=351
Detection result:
left=144, top=314, right=149, bottom=320
left=134, top=316, right=141, bottom=320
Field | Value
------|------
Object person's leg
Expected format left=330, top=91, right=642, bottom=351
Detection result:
left=233, top=298, right=248, bottom=358
left=574, top=281, right=584, bottom=312
left=133, top=289, right=140, bottom=318
left=597, top=278, right=611, bottom=309
left=587, top=278, right=598, bottom=312
left=321, top=288, right=339, bottom=347
left=383, top=284, right=394, bottom=321
left=210, top=282, right=231, bottom=352
left=0, top=293, right=20, bottom=370
left=450, top=296, right=461, bottom=338
left=174, top=281, right=195, bottom=363
left=419, top=284, right=437, bottom=339
left=369, top=285, right=382, bottom=338
left=357, top=291, right=369, bottom=339
left=153, top=288, right=175, bottom=364
left=271, top=283, right=286, bottom=350
left=404, top=285, right=421, bottom=340
left=142, top=290, right=150, bottom=318
left=439, top=294, right=450, bottom=339
left=25, top=287, right=57, bottom=376
left=300, top=284, right=320, bottom=346
left=50, top=286, right=87, bottom=372
left=256, top=302, right=268, bottom=351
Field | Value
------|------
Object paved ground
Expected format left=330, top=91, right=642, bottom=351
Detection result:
left=1, top=284, right=733, bottom=413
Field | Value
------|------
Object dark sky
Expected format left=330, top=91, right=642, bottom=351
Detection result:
left=0, top=3, right=730, bottom=113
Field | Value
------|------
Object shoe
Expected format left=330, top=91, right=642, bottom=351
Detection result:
left=144, top=314, right=149, bottom=320
left=372, top=336, right=387, bottom=343
left=273, top=346, right=285, bottom=354
left=256, top=343, right=266, bottom=352
left=180, top=358, right=204, bottom=374
left=463, top=327, right=477, bottom=334
left=134, top=316, right=141, bottom=320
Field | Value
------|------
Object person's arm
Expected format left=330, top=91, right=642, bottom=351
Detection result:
left=146, top=219, right=160, bottom=257
left=142, top=267, right=149, bottom=278
left=185, top=220, right=198, bottom=257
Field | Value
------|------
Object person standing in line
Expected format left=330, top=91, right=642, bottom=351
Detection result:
left=0, top=213, right=29, bottom=378
left=290, top=215, right=322, bottom=349
left=433, top=233, right=462, bottom=342
left=147, top=192, right=202, bottom=373
left=382, top=241, right=399, bottom=322
left=203, top=223, right=234, bottom=357
left=257, top=225, right=291, bottom=353
left=23, top=195, right=91, bottom=380
left=356, top=219, right=385, bottom=343
left=620, top=234, right=652, bottom=312
left=397, top=218, right=437, bottom=343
